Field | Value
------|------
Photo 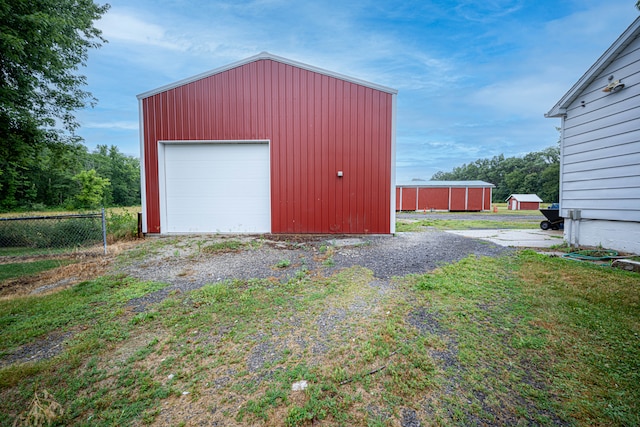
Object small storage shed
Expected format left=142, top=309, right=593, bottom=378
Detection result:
left=138, top=52, right=397, bottom=235
left=545, top=17, right=640, bottom=254
left=396, top=181, right=494, bottom=212
left=506, top=194, right=542, bottom=210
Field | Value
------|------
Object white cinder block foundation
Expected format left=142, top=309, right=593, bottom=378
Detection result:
left=564, top=219, right=640, bottom=255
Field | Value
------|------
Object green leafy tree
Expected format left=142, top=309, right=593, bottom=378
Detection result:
left=432, top=144, right=560, bottom=203
left=33, top=142, right=87, bottom=207
left=86, top=145, right=140, bottom=206
left=0, top=0, right=109, bottom=209
left=73, top=169, right=110, bottom=209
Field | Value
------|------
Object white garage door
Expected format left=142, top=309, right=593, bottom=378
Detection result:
left=160, top=142, right=270, bottom=233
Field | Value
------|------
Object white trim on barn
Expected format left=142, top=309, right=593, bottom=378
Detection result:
left=505, top=194, right=543, bottom=203
left=390, top=92, right=398, bottom=234
left=138, top=98, right=148, bottom=234
left=157, top=140, right=271, bottom=234
left=137, top=52, right=398, bottom=100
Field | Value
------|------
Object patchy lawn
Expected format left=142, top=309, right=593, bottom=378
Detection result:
left=0, top=249, right=638, bottom=426
left=396, top=218, right=541, bottom=231
left=0, top=260, right=76, bottom=282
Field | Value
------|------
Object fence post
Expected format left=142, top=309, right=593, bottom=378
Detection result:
left=102, top=207, right=107, bottom=255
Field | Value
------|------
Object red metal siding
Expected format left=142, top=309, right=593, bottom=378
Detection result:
left=484, top=188, right=492, bottom=210
left=141, top=59, right=393, bottom=234
left=396, top=185, right=493, bottom=212
left=450, top=188, right=466, bottom=211
left=467, top=188, right=483, bottom=211
left=419, top=188, right=449, bottom=210
left=417, top=188, right=428, bottom=210
left=399, top=188, right=418, bottom=211
left=519, top=201, right=540, bottom=210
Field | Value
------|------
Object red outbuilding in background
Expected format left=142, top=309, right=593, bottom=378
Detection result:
left=505, top=194, right=543, bottom=210
left=138, top=53, right=397, bottom=235
left=396, top=181, right=494, bottom=212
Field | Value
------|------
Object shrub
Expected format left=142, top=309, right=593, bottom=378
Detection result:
left=106, top=211, right=138, bottom=242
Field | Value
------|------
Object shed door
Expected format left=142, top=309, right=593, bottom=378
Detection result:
left=161, top=142, right=270, bottom=233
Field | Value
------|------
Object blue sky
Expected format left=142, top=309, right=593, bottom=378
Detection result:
left=76, top=0, right=639, bottom=183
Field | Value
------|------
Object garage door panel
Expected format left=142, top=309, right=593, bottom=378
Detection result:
left=162, top=143, right=270, bottom=233
left=167, top=195, right=270, bottom=213
left=166, top=158, right=267, bottom=180
left=166, top=179, right=268, bottom=198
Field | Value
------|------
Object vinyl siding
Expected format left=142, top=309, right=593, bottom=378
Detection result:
left=560, top=33, right=640, bottom=222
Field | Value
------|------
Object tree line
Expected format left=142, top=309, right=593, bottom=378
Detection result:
left=0, top=143, right=140, bottom=211
left=1, top=0, right=117, bottom=212
left=430, top=145, right=560, bottom=203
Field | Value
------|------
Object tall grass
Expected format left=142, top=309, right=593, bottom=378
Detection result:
left=105, top=211, right=138, bottom=242
left=0, top=208, right=140, bottom=256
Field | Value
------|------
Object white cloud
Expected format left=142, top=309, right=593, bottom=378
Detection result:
left=97, top=9, right=191, bottom=51
left=83, top=121, right=139, bottom=131
left=469, top=77, right=569, bottom=118
left=454, top=0, right=524, bottom=23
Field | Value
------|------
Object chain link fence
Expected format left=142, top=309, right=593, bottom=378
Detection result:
left=0, top=210, right=107, bottom=257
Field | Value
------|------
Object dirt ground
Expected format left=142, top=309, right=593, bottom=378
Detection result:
left=117, top=231, right=512, bottom=310
left=0, top=232, right=511, bottom=365
left=0, top=242, right=139, bottom=299
left=2, top=231, right=582, bottom=426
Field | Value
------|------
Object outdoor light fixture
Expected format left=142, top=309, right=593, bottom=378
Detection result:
left=602, top=75, right=625, bottom=93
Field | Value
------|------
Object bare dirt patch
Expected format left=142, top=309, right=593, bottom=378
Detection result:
left=0, top=241, right=141, bottom=299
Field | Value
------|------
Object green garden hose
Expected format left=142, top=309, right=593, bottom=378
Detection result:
left=562, top=249, right=619, bottom=261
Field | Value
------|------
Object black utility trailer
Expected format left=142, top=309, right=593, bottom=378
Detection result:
left=539, top=207, right=564, bottom=230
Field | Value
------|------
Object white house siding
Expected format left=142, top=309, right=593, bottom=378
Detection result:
left=549, top=18, right=640, bottom=254
left=560, top=32, right=640, bottom=223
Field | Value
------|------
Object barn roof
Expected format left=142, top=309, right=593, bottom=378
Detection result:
left=505, top=194, right=542, bottom=202
left=137, top=52, right=398, bottom=100
left=397, top=180, right=495, bottom=188
left=545, top=16, right=640, bottom=118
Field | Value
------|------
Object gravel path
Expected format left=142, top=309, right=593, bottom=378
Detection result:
left=121, top=231, right=512, bottom=312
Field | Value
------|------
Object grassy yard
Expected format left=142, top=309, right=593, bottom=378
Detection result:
left=0, top=260, right=76, bottom=282
left=0, top=249, right=637, bottom=426
left=396, top=218, right=541, bottom=231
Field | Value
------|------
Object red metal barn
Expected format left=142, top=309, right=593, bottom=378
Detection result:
left=138, top=53, right=397, bottom=235
left=396, top=181, right=494, bottom=211
left=505, top=194, right=542, bottom=210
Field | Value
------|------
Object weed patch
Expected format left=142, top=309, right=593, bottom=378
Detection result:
left=201, top=240, right=246, bottom=253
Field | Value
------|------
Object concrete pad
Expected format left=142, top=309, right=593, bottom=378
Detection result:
left=445, top=229, right=564, bottom=248
left=326, top=238, right=368, bottom=247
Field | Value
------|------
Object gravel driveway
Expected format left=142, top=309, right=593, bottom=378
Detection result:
left=121, top=231, right=512, bottom=311
left=396, top=211, right=543, bottom=221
